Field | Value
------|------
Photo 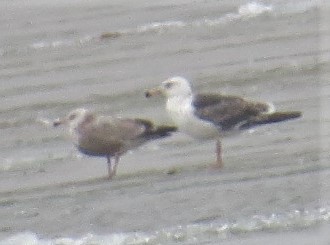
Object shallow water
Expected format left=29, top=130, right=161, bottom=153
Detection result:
left=1, top=0, right=330, bottom=244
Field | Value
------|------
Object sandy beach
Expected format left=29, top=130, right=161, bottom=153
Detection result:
left=0, top=0, right=330, bottom=244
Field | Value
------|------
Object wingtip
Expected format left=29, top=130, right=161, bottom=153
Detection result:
left=239, top=110, right=302, bottom=130
left=155, top=125, right=178, bottom=136
left=290, top=111, right=302, bottom=119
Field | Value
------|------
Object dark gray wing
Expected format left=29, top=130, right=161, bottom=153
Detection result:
left=193, top=93, right=269, bottom=130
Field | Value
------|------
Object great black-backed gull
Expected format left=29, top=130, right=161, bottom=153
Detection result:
left=53, top=108, right=177, bottom=179
left=145, top=76, right=301, bottom=168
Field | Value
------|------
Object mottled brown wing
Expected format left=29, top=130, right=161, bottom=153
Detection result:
left=77, top=116, right=152, bottom=155
left=91, top=116, right=152, bottom=141
left=193, top=93, right=269, bottom=130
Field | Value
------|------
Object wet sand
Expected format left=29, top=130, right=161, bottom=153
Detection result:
left=0, top=0, right=330, bottom=244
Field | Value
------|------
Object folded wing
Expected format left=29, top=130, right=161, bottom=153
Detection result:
left=193, top=93, right=270, bottom=131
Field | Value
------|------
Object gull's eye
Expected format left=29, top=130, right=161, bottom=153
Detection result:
left=164, top=82, right=174, bottom=89
left=69, top=114, right=76, bottom=120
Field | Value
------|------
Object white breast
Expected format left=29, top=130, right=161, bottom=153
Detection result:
left=166, top=96, right=219, bottom=139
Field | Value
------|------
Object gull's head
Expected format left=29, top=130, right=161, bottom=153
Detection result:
left=145, top=76, right=192, bottom=99
left=53, top=108, right=91, bottom=127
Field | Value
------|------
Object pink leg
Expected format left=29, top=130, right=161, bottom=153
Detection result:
left=112, top=154, right=120, bottom=177
left=106, top=155, right=113, bottom=179
left=215, top=138, right=224, bottom=169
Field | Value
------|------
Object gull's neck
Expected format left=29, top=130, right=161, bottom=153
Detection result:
left=69, top=115, right=91, bottom=141
left=166, top=94, right=193, bottom=124
left=165, top=93, right=220, bottom=139
left=166, top=93, right=193, bottom=108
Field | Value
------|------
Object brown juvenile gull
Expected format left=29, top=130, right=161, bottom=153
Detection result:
left=145, top=76, right=302, bottom=169
left=53, top=108, right=177, bottom=179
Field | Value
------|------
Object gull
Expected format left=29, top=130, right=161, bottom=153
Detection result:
left=145, top=76, right=302, bottom=168
left=53, top=108, right=177, bottom=179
